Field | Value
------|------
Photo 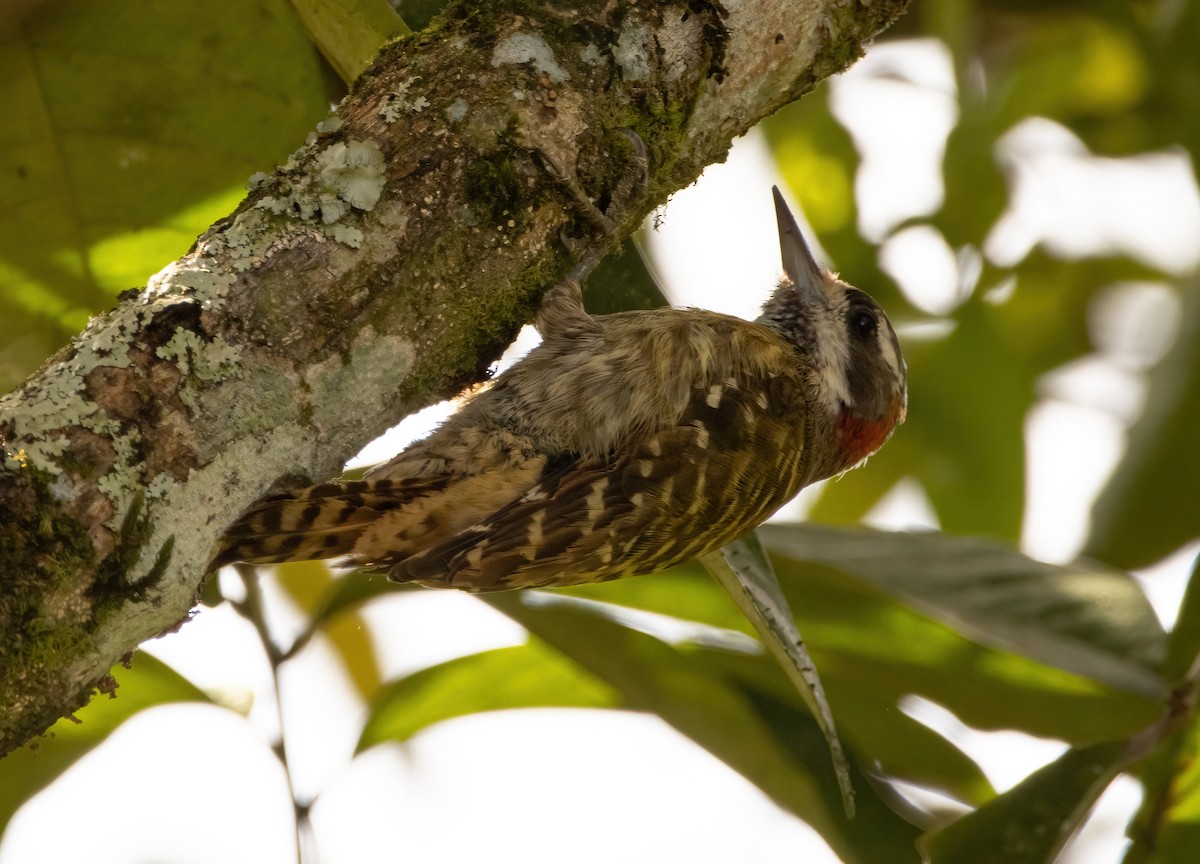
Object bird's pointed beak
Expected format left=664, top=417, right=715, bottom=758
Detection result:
left=772, top=186, right=827, bottom=307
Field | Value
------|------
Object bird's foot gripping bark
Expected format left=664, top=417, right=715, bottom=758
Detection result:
left=542, top=128, right=648, bottom=256
left=534, top=129, right=648, bottom=338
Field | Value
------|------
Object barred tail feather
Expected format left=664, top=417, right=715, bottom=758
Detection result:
left=210, top=477, right=449, bottom=569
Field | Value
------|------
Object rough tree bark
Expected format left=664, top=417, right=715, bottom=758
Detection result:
left=0, top=0, right=908, bottom=755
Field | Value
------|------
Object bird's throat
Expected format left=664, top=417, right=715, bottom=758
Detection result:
left=836, top=409, right=896, bottom=469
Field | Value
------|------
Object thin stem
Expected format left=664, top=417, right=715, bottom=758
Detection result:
left=232, top=564, right=316, bottom=864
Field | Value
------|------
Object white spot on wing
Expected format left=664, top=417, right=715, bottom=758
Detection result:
left=585, top=479, right=607, bottom=520
left=526, top=509, right=546, bottom=556
left=706, top=384, right=724, bottom=408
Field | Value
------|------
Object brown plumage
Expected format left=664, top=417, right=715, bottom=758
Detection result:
left=212, top=188, right=907, bottom=591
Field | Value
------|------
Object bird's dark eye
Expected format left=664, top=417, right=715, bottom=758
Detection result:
left=850, top=309, right=876, bottom=340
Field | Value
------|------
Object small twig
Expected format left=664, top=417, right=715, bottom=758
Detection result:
left=231, top=564, right=317, bottom=864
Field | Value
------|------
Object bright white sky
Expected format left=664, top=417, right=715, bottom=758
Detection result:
left=4, top=39, right=1200, bottom=864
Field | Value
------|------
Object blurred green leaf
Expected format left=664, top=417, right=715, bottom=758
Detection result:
left=703, top=536, right=855, bottom=817
left=562, top=524, right=1160, bottom=779
left=357, top=640, right=619, bottom=750
left=1164, top=557, right=1200, bottom=685
left=306, top=567, right=420, bottom=629
left=389, top=0, right=453, bottom=31
left=995, top=14, right=1148, bottom=130
left=1124, top=558, right=1200, bottom=862
left=0, top=0, right=329, bottom=392
left=895, top=300, right=1030, bottom=539
left=288, top=0, right=409, bottom=84
left=691, top=642, right=995, bottom=808
left=272, top=560, right=383, bottom=696
left=776, top=547, right=1156, bottom=746
left=759, top=523, right=1166, bottom=697
left=582, top=235, right=669, bottom=314
left=483, top=592, right=924, bottom=864
left=1088, top=283, right=1200, bottom=570
left=0, top=654, right=208, bottom=832
left=996, top=253, right=1165, bottom=374
left=921, top=740, right=1128, bottom=864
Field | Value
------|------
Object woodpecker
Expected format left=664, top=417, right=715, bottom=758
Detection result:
left=213, top=188, right=907, bottom=591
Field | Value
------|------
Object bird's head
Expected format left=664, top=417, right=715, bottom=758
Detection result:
left=758, top=187, right=907, bottom=477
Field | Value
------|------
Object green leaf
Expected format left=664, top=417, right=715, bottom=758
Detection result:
left=483, top=592, right=923, bottom=864
left=1164, top=556, right=1200, bottom=685
left=582, top=235, right=669, bottom=314
left=307, top=567, right=421, bottom=628
left=270, top=561, right=385, bottom=696
left=280, top=563, right=418, bottom=681
left=357, top=640, right=619, bottom=750
left=920, top=741, right=1128, bottom=864
left=909, top=300, right=1030, bottom=538
left=0, top=653, right=209, bottom=832
left=758, top=523, right=1167, bottom=697
left=780, top=559, right=1150, bottom=772
left=556, top=525, right=1158, bottom=807
left=0, top=0, right=329, bottom=392
left=690, top=641, right=995, bottom=808
left=702, top=535, right=855, bottom=817
left=1087, top=283, right=1200, bottom=570
left=288, top=0, right=409, bottom=85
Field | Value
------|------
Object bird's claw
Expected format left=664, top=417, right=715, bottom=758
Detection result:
left=543, top=128, right=649, bottom=252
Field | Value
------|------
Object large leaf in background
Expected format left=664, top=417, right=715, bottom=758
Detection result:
left=892, top=299, right=1030, bottom=539
left=288, top=0, right=408, bottom=84
left=357, top=640, right=619, bottom=749
left=482, top=593, right=924, bottom=864
left=561, top=525, right=1161, bottom=746
left=988, top=11, right=1147, bottom=138
left=582, top=235, right=669, bottom=313
left=995, top=252, right=1165, bottom=375
left=921, top=740, right=1129, bottom=864
left=759, top=523, right=1166, bottom=697
left=702, top=536, right=855, bottom=817
left=1087, top=283, right=1200, bottom=570
left=0, top=0, right=330, bottom=393
left=0, top=654, right=209, bottom=832
left=274, top=560, right=385, bottom=698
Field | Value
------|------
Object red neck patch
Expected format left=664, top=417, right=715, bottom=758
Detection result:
left=836, top=408, right=898, bottom=468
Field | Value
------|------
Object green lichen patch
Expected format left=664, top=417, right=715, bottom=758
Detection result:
left=254, top=138, right=387, bottom=225
left=155, top=329, right=240, bottom=383
left=379, top=76, right=431, bottom=123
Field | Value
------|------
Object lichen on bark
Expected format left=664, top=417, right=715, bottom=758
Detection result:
left=0, top=0, right=909, bottom=756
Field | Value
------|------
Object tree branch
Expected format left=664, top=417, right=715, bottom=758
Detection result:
left=0, top=0, right=908, bottom=755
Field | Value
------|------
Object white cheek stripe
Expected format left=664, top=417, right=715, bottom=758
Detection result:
left=877, top=326, right=901, bottom=380
left=813, top=313, right=853, bottom=413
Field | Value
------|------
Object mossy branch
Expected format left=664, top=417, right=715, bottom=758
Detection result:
left=0, top=0, right=908, bottom=756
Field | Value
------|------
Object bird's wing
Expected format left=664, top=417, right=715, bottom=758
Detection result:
left=398, top=375, right=808, bottom=591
